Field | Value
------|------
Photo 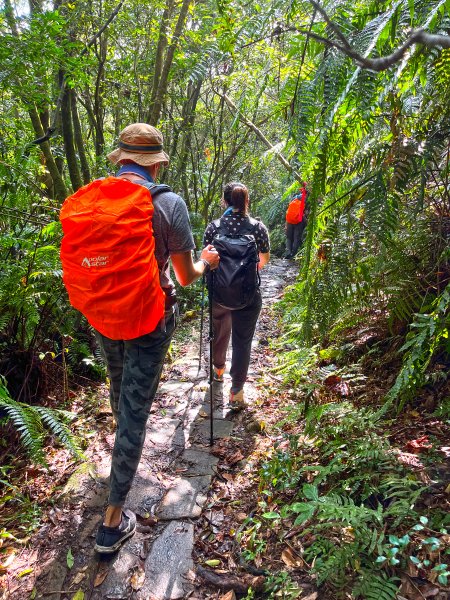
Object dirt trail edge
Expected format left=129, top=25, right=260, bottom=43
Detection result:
left=19, top=258, right=296, bottom=600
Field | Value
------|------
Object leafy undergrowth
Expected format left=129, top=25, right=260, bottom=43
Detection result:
left=1, top=291, right=449, bottom=599
left=193, top=308, right=450, bottom=599
left=0, top=385, right=107, bottom=586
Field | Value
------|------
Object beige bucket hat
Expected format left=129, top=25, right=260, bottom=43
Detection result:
left=107, top=123, right=170, bottom=166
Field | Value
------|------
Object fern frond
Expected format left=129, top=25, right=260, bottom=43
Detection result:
left=0, top=382, right=46, bottom=464
left=34, top=406, right=83, bottom=459
left=352, top=570, right=399, bottom=600
left=0, top=377, right=83, bottom=464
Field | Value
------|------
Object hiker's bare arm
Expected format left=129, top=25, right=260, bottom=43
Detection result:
left=171, top=245, right=220, bottom=286
left=259, top=252, right=270, bottom=270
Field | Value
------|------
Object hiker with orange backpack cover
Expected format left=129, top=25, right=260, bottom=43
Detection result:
left=285, top=182, right=308, bottom=258
left=60, top=123, right=219, bottom=554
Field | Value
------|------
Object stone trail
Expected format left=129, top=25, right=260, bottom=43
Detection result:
left=34, top=258, right=296, bottom=600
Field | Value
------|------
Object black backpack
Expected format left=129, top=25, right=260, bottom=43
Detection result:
left=208, top=216, right=260, bottom=309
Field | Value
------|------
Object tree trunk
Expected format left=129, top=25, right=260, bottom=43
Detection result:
left=147, top=0, right=174, bottom=123
left=70, top=89, right=91, bottom=184
left=178, top=81, right=202, bottom=207
left=92, top=35, right=108, bottom=157
left=148, top=0, right=190, bottom=126
left=61, top=81, right=83, bottom=192
left=215, top=90, right=301, bottom=182
left=28, top=107, right=68, bottom=201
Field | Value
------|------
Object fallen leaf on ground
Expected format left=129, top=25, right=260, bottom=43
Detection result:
left=323, top=375, right=349, bottom=396
left=136, top=513, right=158, bottom=526
left=324, top=374, right=341, bottom=386
left=94, top=564, right=109, bottom=587
left=71, top=571, right=85, bottom=585
left=405, top=436, right=433, bottom=454
left=0, top=548, right=16, bottom=572
left=66, top=547, right=74, bottom=569
left=227, top=451, right=244, bottom=465
left=204, top=559, right=221, bottom=567
left=130, top=566, right=145, bottom=590
left=72, top=590, right=84, bottom=600
left=395, top=451, right=425, bottom=469
left=220, top=591, right=236, bottom=600
left=281, top=546, right=304, bottom=568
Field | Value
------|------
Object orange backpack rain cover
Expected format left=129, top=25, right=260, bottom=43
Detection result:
left=286, top=195, right=306, bottom=225
left=60, top=177, right=165, bottom=340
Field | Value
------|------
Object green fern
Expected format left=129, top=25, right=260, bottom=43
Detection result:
left=352, top=571, right=399, bottom=600
left=385, top=281, right=450, bottom=411
left=0, top=376, right=83, bottom=466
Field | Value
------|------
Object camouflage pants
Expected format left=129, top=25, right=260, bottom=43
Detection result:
left=95, top=311, right=176, bottom=507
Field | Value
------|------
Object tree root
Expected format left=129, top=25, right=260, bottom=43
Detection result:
left=196, top=565, right=265, bottom=593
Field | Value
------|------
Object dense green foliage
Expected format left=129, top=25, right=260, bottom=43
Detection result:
left=1, top=0, right=449, bottom=595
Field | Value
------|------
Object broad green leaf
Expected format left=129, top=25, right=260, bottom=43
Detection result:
left=67, top=548, right=74, bottom=569
left=204, top=559, right=220, bottom=567
left=262, top=511, right=280, bottom=519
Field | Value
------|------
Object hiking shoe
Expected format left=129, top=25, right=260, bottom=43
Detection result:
left=94, top=509, right=136, bottom=554
left=213, top=367, right=225, bottom=383
left=229, top=389, right=246, bottom=411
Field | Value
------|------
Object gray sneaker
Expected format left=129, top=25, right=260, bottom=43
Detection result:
left=94, top=509, right=136, bottom=554
left=229, top=389, right=246, bottom=411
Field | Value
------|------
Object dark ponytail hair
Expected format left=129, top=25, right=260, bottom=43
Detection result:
left=223, top=181, right=249, bottom=215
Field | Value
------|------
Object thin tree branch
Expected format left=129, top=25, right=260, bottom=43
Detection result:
left=239, top=1, right=450, bottom=73
left=308, top=0, right=352, bottom=51
left=213, top=90, right=301, bottom=182
left=49, top=0, right=126, bottom=131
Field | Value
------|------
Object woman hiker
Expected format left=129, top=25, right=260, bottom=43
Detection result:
left=203, top=182, right=270, bottom=409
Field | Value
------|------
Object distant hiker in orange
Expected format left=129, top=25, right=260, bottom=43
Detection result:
left=60, top=123, right=219, bottom=554
left=285, top=182, right=308, bottom=258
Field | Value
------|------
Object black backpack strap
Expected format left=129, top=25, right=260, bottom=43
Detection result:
left=141, top=181, right=172, bottom=198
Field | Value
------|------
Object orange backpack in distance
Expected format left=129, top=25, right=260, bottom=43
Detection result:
left=60, top=177, right=165, bottom=340
left=286, top=194, right=306, bottom=225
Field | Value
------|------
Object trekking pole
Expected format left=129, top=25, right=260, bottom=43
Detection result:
left=198, top=275, right=205, bottom=375
left=207, top=272, right=214, bottom=446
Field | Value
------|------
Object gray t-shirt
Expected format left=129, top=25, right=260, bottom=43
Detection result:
left=150, top=188, right=195, bottom=302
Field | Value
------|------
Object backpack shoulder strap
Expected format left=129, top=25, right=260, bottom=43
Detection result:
left=141, top=181, right=172, bottom=198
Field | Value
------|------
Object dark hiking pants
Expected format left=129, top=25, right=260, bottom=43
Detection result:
left=212, top=290, right=262, bottom=393
left=95, top=311, right=176, bottom=507
left=286, top=221, right=306, bottom=256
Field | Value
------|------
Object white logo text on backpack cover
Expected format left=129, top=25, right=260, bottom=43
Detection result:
left=81, top=255, right=109, bottom=268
